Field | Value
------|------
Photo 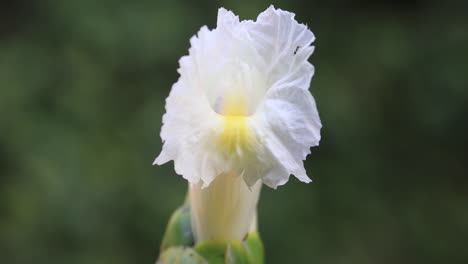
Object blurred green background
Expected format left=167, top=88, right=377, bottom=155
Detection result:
left=1, top=0, right=467, bottom=263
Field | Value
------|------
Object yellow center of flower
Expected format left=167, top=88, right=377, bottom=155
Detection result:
left=218, top=93, right=254, bottom=155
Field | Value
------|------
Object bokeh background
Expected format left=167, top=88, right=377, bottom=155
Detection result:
left=1, top=0, right=467, bottom=263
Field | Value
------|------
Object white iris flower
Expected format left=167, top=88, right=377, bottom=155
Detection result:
left=155, top=6, right=321, bottom=243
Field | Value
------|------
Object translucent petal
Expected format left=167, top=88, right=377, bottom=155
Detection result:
left=245, top=6, right=316, bottom=89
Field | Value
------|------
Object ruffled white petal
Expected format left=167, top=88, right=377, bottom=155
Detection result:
left=155, top=6, right=321, bottom=189
left=245, top=6, right=316, bottom=89
left=256, top=87, right=321, bottom=188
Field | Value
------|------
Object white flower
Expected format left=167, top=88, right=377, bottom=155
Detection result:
left=154, top=6, right=321, bottom=190
left=155, top=5, right=322, bottom=243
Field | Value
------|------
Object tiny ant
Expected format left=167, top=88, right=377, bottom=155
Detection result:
left=294, top=45, right=301, bottom=55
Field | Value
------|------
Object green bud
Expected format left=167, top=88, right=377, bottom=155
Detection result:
left=160, top=204, right=194, bottom=251
left=157, top=204, right=264, bottom=264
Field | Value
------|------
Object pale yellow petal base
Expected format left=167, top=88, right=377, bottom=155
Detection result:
left=189, top=172, right=261, bottom=243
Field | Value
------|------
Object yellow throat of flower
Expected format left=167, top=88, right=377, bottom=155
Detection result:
left=218, top=93, right=254, bottom=155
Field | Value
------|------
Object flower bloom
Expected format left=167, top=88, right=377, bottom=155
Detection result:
left=155, top=6, right=321, bottom=243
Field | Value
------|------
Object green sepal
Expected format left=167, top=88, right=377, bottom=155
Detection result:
left=225, top=240, right=249, bottom=264
left=158, top=247, right=184, bottom=264
left=157, top=247, right=207, bottom=264
left=242, top=232, right=264, bottom=264
left=157, top=203, right=264, bottom=264
left=192, top=232, right=264, bottom=264
left=194, top=241, right=226, bottom=264
left=160, top=204, right=194, bottom=251
left=179, top=248, right=208, bottom=264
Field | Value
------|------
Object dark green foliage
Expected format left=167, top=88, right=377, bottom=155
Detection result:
left=1, top=0, right=468, bottom=264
